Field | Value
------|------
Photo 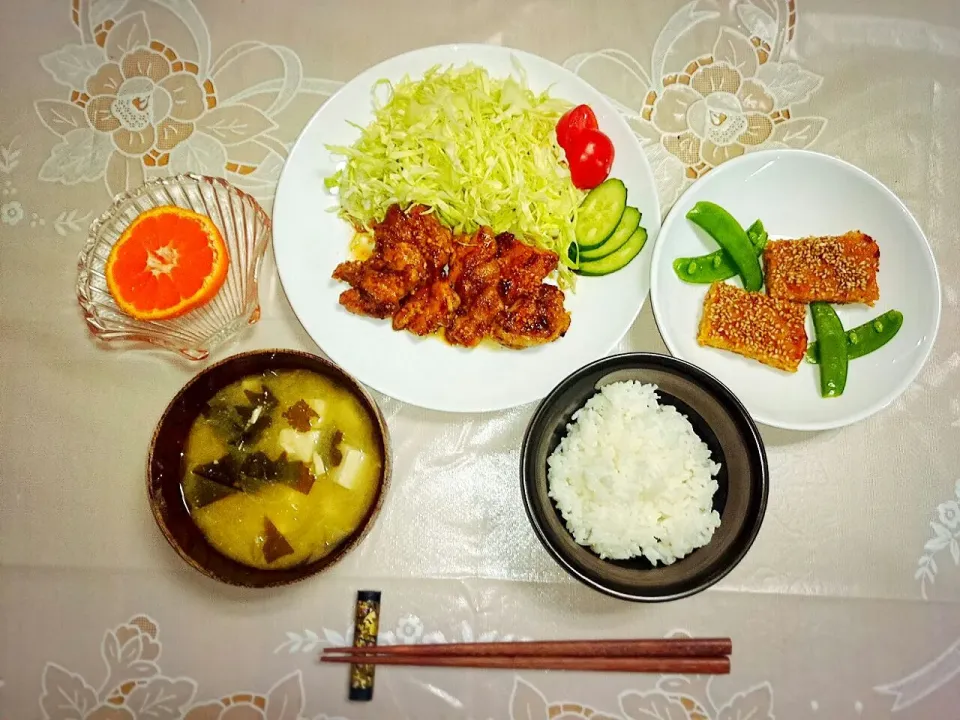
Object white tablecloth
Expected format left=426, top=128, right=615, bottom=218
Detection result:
left=2, top=0, right=960, bottom=717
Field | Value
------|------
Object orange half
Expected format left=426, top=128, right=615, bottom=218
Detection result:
left=105, top=206, right=229, bottom=321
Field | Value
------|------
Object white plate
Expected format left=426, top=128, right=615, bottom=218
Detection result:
left=273, top=44, right=660, bottom=413
left=650, top=149, right=940, bottom=431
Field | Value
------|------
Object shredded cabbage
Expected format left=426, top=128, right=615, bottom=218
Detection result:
left=325, top=63, right=584, bottom=288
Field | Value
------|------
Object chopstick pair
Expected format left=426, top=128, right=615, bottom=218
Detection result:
left=322, top=637, right=731, bottom=674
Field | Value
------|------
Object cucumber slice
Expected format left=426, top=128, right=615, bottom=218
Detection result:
left=580, top=206, right=641, bottom=261
left=575, top=179, right=627, bottom=249
left=577, top=226, right=647, bottom=276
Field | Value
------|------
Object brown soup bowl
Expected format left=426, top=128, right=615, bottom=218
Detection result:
left=147, top=349, right=391, bottom=588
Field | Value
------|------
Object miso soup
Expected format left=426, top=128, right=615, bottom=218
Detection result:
left=181, top=369, right=383, bottom=569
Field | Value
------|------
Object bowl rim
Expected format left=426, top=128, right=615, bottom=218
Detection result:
left=82, top=172, right=272, bottom=250
left=520, top=351, right=769, bottom=602
left=146, top=348, right=392, bottom=588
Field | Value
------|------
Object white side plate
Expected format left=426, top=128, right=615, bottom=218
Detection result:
left=651, top=149, right=940, bottom=430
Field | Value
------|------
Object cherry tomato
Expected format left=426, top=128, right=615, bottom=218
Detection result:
left=566, top=128, right=615, bottom=189
left=556, top=104, right=598, bottom=152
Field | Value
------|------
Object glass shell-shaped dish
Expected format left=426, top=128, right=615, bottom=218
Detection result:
left=77, top=174, right=271, bottom=360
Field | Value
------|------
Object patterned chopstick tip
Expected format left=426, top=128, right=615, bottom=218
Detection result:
left=348, top=590, right=381, bottom=702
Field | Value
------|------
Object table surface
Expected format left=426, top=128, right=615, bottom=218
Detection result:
left=3, top=0, right=960, bottom=718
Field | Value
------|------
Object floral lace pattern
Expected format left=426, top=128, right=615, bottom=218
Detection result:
left=916, top=478, right=960, bottom=599
left=564, top=0, right=825, bottom=211
left=39, top=617, right=779, bottom=720
left=0, top=136, right=91, bottom=237
left=508, top=633, right=774, bottom=720
left=33, top=614, right=960, bottom=719
left=275, top=614, right=531, bottom=654
left=39, top=615, right=193, bottom=720
left=37, top=614, right=325, bottom=720
left=875, top=636, right=960, bottom=712
left=33, top=0, right=341, bottom=203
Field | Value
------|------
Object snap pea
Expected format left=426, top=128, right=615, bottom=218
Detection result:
left=810, top=303, right=848, bottom=398
left=746, top=219, right=768, bottom=248
left=673, top=219, right=767, bottom=284
left=685, top=202, right=764, bottom=291
left=806, top=309, right=903, bottom=364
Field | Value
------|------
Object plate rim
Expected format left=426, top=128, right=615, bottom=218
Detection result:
left=272, top=42, right=662, bottom=413
left=649, top=147, right=942, bottom=431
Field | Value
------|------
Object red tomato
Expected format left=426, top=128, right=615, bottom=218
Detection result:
left=566, top=129, right=615, bottom=189
left=556, top=104, right=598, bottom=152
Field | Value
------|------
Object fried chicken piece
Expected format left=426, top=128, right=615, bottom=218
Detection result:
left=764, top=231, right=880, bottom=305
left=332, top=204, right=454, bottom=317
left=446, top=229, right=570, bottom=348
left=697, top=281, right=808, bottom=372
left=330, top=259, right=363, bottom=285
left=445, top=229, right=504, bottom=347
left=490, top=233, right=569, bottom=347
left=493, top=284, right=571, bottom=348
left=392, top=277, right=460, bottom=336
left=376, top=205, right=453, bottom=275
left=337, top=288, right=397, bottom=319
left=448, top=227, right=499, bottom=298
left=446, top=285, right=504, bottom=347
left=495, top=233, right=558, bottom=303
left=332, top=205, right=572, bottom=349
left=332, top=261, right=416, bottom=307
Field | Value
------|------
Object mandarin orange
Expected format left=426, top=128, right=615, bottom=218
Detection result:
left=105, top=206, right=229, bottom=321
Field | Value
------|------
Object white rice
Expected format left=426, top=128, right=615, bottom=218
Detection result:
left=547, top=380, right=721, bottom=565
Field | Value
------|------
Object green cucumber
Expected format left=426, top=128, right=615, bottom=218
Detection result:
left=575, top=179, right=627, bottom=249
left=580, top=206, right=641, bottom=261
left=577, top=226, right=647, bottom=276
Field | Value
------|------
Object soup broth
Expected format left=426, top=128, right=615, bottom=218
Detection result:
left=181, top=369, right=383, bottom=570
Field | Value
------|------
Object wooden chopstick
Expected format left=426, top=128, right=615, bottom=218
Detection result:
left=320, top=653, right=730, bottom=674
left=321, top=638, right=731, bottom=674
left=323, top=637, right=731, bottom=659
